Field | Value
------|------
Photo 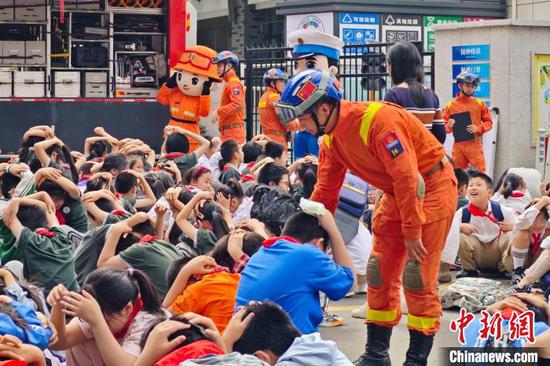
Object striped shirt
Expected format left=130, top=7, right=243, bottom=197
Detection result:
left=384, top=87, right=446, bottom=144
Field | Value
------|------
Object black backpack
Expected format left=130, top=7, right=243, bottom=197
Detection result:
left=251, top=185, right=301, bottom=236
left=461, top=201, right=504, bottom=223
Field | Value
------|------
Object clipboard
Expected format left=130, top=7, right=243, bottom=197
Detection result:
left=451, top=111, right=475, bottom=142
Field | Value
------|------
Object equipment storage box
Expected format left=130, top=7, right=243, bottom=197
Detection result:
left=14, top=70, right=44, bottom=97
left=0, top=71, right=12, bottom=97
left=0, top=0, right=14, bottom=21
left=14, top=0, right=46, bottom=21
left=25, top=41, right=45, bottom=65
left=54, top=71, right=80, bottom=98
left=84, top=71, right=107, bottom=98
left=2, top=41, right=25, bottom=65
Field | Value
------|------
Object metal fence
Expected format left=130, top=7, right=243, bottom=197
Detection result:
left=242, top=42, right=434, bottom=139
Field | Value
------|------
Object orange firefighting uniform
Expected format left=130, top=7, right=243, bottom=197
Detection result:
left=311, top=100, right=457, bottom=335
left=157, top=84, right=210, bottom=152
left=218, top=70, right=246, bottom=144
left=258, top=87, right=298, bottom=146
left=444, top=93, right=492, bottom=173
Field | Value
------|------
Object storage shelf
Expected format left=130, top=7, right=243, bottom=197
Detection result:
left=113, top=31, right=163, bottom=35
left=108, top=7, right=163, bottom=15
left=0, top=20, right=48, bottom=24
left=72, top=39, right=109, bottom=42
left=51, top=9, right=107, bottom=14
left=51, top=67, right=109, bottom=70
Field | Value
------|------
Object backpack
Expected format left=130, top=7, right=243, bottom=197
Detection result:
left=338, top=173, right=369, bottom=218
left=461, top=201, right=504, bottom=223
left=251, top=185, right=301, bottom=236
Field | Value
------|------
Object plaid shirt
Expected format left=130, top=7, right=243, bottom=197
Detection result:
left=232, top=253, right=250, bottom=273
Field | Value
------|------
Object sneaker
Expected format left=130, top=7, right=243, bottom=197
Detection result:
left=344, top=290, right=355, bottom=298
left=356, top=283, right=367, bottom=294
left=351, top=302, right=368, bottom=319
left=319, top=313, right=344, bottom=327
left=456, top=269, right=480, bottom=278
left=507, top=284, right=533, bottom=295
left=511, top=267, right=525, bottom=284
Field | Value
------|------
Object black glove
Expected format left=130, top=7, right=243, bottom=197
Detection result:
left=165, top=73, right=178, bottom=88
left=201, top=80, right=213, bottom=96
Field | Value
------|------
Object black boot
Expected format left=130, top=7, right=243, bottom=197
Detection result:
left=403, top=330, right=434, bottom=366
left=354, top=323, right=392, bottom=366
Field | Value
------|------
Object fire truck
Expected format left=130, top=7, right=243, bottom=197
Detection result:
left=0, top=0, right=197, bottom=152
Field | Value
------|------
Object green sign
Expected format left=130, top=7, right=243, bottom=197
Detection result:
left=423, top=16, right=463, bottom=52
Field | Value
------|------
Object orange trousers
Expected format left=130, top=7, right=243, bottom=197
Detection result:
left=168, top=121, right=201, bottom=152
left=366, top=164, right=457, bottom=335
left=220, top=124, right=246, bottom=144
left=452, top=140, right=486, bottom=173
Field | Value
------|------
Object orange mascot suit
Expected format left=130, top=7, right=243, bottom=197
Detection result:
left=157, top=46, right=221, bottom=151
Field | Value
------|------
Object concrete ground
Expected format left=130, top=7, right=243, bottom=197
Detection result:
left=320, top=292, right=461, bottom=365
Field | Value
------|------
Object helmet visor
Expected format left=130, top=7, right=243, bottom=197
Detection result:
left=274, top=103, right=299, bottom=124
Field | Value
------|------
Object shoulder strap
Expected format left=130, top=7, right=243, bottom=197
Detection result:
left=461, top=207, right=471, bottom=223
left=490, top=201, right=504, bottom=222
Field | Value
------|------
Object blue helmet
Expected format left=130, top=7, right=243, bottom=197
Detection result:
left=456, top=71, right=480, bottom=87
left=212, top=50, right=239, bottom=67
left=274, top=69, right=342, bottom=125
left=262, top=68, right=289, bottom=86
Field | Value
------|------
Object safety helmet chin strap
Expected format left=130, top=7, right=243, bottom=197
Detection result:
left=459, top=83, right=475, bottom=97
left=220, top=63, right=234, bottom=78
left=310, top=103, right=336, bottom=137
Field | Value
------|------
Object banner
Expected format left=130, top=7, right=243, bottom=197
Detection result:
left=169, top=0, right=187, bottom=69
left=534, top=54, right=550, bottom=144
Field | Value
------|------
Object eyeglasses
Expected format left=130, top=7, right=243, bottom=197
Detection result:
left=179, top=51, right=213, bottom=70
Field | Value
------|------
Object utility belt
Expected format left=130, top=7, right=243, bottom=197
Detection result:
left=424, top=155, right=449, bottom=177
left=170, top=116, right=197, bottom=124
left=220, top=122, right=244, bottom=131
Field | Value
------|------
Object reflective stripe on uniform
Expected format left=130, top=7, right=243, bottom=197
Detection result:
left=324, top=134, right=332, bottom=148
left=229, top=77, right=240, bottom=83
left=258, top=101, right=267, bottom=108
left=446, top=102, right=452, bottom=109
left=367, top=308, right=398, bottom=322
left=476, top=98, right=483, bottom=106
left=360, top=102, right=384, bottom=144
left=408, top=314, right=438, bottom=330
left=268, top=93, right=279, bottom=99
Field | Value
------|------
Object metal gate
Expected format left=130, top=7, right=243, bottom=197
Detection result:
left=242, top=42, right=434, bottom=139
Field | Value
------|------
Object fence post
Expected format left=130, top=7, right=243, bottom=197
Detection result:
left=244, top=51, right=254, bottom=141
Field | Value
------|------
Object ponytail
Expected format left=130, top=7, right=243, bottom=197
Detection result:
left=129, top=269, right=163, bottom=314
left=298, top=162, right=318, bottom=199
left=218, top=157, right=227, bottom=172
left=60, top=144, right=79, bottom=184
left=501, top=173, right=522, bottom=199
left=197, top=200, right=230, bottom=239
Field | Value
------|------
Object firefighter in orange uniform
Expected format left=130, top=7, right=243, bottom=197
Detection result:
left=275, top=69, right=457, bottom=366
left=212, top=51, right=246, bottom=144
left=444, top=71, right=492, bottom=172
left=157, top=45, right=221, bottom=151
left=258, top=68, right=297, bottom=147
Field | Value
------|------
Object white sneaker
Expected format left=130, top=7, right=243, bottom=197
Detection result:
left=351, top=302, right=368, bottom=319
left=356, top=283, right=367, bottom=294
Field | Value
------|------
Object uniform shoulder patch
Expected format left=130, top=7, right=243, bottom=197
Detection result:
left=382, top=132, right=404, bottom=159
left=232, top=87, right=241, bottom=96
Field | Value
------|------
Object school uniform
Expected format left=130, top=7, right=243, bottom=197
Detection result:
left=159, top=152, right=198, bottom=177
left=492, top=190, right=532, bottom=216
left=456, top=202, right=516, bottom=273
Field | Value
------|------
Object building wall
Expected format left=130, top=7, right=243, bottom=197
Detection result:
left=507, top=0, right=550, bottom=21
left=434, top=20, right=550, bottom=178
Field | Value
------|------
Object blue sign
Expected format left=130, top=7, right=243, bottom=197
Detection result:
left=340, top=12, right=379, bottom=25
left=452, top=63, right=490, bottom=79
left=453, top=82, right=491, bottom=99
left=452, top=44, right=490, bottom=61
left=342, top=28, right=376, bottom=44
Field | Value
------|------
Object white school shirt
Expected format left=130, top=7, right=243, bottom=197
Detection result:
left=491, top=190, right=532, bottom=216
left=455, top=203, right=517, bottom=243
left=197, top=152, right=222, bottom=180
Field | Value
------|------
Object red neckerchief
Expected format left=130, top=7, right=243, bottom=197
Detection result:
left=531, top=232, right=543, bottom=255
left=154, top=340, right=225, bottom=366
left=55, top=210, right=66, bottom=225
left=36, top=228, right=55, bottom=237
left=223, top=166, right=232, bottom=172
left=111, top=210, right=127, bottom=216
left=247, top=162, right=256, bottom=169
left=115, top=193, right=122, bottom=199
left=241, top=174, right=255, bottom=182
left=510, top=191, right=525, bottom=198
left=165, top=153, right=184, bottom=159
left=113, top=297, right=143, bottom=340
left=139, top=235, right=157, bottom=243
left=80, top=173, right=92, bottom=181
left=467, top=203, right=497, bottom=224
left=262, top=236, right=300, bottom=248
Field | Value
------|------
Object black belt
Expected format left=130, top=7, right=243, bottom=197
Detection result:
left=171, top=116, right=197, bottom=124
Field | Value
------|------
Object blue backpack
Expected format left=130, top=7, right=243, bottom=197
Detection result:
left=461, top=201, right=504, bottom=223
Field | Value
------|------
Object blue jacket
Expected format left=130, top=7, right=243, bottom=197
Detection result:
left=236, top=238, right=354, bottom=334
left=0, top=300, right=52, bottom=349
